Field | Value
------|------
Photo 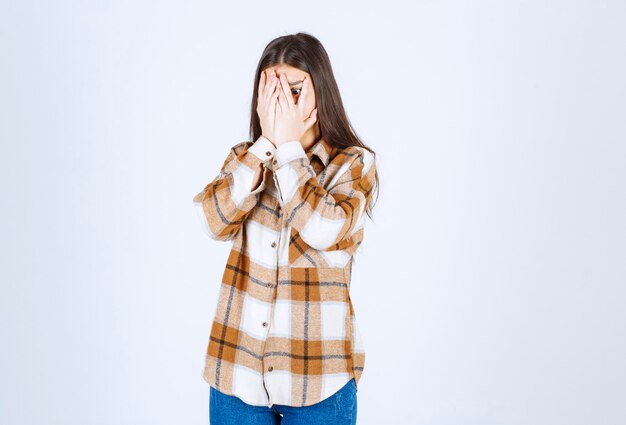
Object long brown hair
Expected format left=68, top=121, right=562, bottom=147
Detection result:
left=248, top=32, right=379, bottom=219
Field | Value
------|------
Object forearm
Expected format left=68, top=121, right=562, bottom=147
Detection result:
left=192, top=136, right=277, bottom=241
left=272, top=141, right=376, bottom=251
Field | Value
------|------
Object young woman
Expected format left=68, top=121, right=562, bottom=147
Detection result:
left=193, top=32, right=379, bottom=425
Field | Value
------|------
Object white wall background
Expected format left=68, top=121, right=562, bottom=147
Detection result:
left=1, top=1, right=624, bottom=424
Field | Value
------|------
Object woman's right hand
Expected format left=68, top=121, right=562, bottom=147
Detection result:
left=257, top=68, right=280, bottom=147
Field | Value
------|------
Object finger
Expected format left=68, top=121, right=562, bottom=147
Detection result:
left=276, top=85, right=285, bottom=113
left=258, top=71, right=268, bottom=107
left=303, top=107, right=318, bottom=131
left=298, top=76, right=310, bottom=111
left=269, top=81, right=279, bottom=113
left=259, top=70, right=267, bottom=97
left=279, top=74, right=295, bottom=109
left=263, top=71, right=278, bottom=105
left=276, top=80, right=287, bottom=112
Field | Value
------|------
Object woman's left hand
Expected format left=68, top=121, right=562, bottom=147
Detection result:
left=272, top=74, right=318, bottom=147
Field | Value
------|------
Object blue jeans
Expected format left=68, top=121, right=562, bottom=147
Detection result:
left=209, top=378, right=357, bottom=425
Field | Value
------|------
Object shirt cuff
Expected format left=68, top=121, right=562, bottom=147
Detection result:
left=275, top=140, right=307, bottom=168
left=248, top=135, right=277, bottom=162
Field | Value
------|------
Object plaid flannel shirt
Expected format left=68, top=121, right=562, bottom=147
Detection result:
left=192, top=135, right=376, bottom=407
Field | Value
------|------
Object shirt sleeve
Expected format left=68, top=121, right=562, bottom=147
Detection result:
left=272, top=140, right=377, bottom=251
left=192, top=136, right=277, bottom=241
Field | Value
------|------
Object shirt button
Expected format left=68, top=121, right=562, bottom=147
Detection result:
left=272, top=159, right=277, bottom=165
left=262, top=321, right=268, bottom=327
left=271, top=241, right=276, bottom=248
left=265, top=151, right=272, bottom=156
left=268, top=366, right=273, bottom=372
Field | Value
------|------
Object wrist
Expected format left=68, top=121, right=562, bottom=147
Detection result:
left=274, top=138, right=301, bottom=147
left=250, top=135, right=278, bottom=160
left=274, top=140, right=307, bottom=168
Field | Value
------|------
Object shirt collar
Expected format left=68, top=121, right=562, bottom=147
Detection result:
left=306, top=137, right=332, bottom=167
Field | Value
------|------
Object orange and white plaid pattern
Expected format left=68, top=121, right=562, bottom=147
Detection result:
left=192, top=135, right=376, bottom=407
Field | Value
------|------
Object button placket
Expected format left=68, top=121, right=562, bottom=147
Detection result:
left=264, top=208, right=283, bottom=381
